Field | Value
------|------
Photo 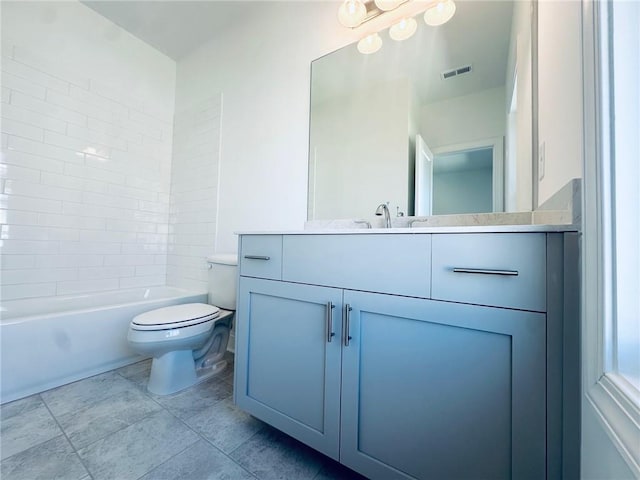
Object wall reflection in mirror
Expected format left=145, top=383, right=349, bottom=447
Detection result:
left=308, top=0, right=534, bottom=221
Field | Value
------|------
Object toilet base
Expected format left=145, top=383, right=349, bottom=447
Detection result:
left=147, top=352, right=228, bottom=396
left=147, top=350, right=197, bottom=395
left=195, top=359, right=228, bottom=383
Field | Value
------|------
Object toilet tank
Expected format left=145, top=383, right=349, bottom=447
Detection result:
left=206, top=254, right=238, bottom=310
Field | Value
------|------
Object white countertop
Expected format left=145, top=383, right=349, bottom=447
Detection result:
left=236, top=224, right=579, bottom=235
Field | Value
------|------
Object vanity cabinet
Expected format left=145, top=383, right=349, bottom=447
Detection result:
left=235, top=277, right=343, bottom=459
left=340, top=290, right=545, bottom=480
left=234, top=231, right=579, bottom=480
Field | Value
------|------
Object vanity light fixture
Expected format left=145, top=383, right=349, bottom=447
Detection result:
left=374, top=0, right=405, bottom=11
left=423, top=0, right=456, bottom=26
left=338, top=0, right=367, bottom=28
left=338, top=0, right=456, bottom=54
left=389, top=16, right=417, bottom=41
left=357, top=32, right=383, bottom=54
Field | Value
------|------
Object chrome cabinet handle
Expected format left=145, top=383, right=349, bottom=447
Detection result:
left=326, top=302, right=335, bottom=343
left=452, top=267, right=519, bottom=276
left=344, top=304, right=353, bottom=347
left=243, top=255, right=270, bottom=260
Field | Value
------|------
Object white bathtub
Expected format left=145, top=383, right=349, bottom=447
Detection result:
left=0, top=287, right=207, bottom=404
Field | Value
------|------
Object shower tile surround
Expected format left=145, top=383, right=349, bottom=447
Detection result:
left=0, top=40, right=216, bottom=300
left=1, top=29, right=223, bottom=301
left=167, top=95, right=223, bottom=292
left=0, top=44, right=170, bottom=299
left=0, top=355, right=364, bottom=480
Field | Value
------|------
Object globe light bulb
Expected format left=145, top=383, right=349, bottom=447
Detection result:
left=338, top=0, right=367, bottom=28
left=374, top=0, right=404, bottom=12
left=389, top=17, right=417, bottom=41
left=357, top=32, right=383, bottom=54
left=424, top=0, right=456, bottom=26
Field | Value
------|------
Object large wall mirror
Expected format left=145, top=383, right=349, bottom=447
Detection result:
left=308, top=0, right=534, bottom=221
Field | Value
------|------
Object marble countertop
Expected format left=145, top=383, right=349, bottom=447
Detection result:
left=237, top=207, right=581, bottom=235
left=236, top=224, right=579, bottom=235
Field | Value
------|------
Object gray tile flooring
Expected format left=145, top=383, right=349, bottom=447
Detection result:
left=0, top=353, right=366, bottom=480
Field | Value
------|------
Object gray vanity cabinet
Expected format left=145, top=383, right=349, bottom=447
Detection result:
left=235, top=232, right=579, bottom=480
left=234, top=277, right=343, bottom=459
left=340, top=290, right=545, bottom=480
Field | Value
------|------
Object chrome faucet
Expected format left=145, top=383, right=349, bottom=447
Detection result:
left=375, top=203, right=392, bottom=228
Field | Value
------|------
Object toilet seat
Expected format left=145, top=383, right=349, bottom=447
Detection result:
left=131, top=303, right=220, bottom=331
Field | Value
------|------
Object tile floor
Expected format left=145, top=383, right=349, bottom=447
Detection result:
left=0, top=353, right=366, bottom=480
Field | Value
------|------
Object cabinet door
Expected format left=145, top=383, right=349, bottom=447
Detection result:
left=340, top=291, right=546, bottom=480
left=235, top=277, right=343, bottom=459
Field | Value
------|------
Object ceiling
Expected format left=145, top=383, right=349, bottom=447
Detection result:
left=81, top=1, right=251, bottom=60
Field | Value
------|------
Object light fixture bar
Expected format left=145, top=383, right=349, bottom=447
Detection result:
left=352, top=0, right=410, bottom=28
left=349, top=0, right=437, bottom=33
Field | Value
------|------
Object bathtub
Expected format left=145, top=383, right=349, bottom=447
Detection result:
left=0, top=287, right=207, bottom=404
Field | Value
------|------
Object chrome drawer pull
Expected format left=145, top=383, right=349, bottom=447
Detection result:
left=453, top=267, right=519, bottom=276
left=243, top=255, right=270, bottom=260
left=326, top=302, right=335, bottom=343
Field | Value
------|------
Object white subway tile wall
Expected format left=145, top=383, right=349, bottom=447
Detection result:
left=166, top=96, right=222, bottom=292
left=0, top=44, right=174, bottom=300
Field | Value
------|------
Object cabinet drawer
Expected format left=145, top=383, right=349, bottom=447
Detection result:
left=240, top=235, right=282, bottom=280
left=432, top=233, right=546, bottom=311
left=282, top=234, right=431, bottom=298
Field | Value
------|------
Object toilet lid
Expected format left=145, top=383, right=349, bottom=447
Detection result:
left=131, top=303, right=220, bottom=331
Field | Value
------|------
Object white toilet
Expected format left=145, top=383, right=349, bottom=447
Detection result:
left=127, top=254, right=237, bottom=395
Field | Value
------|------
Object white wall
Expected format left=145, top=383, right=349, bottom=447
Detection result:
left=0, top=1, right=176, bottom=300
left=420, top=86, right=506, bottom=150
left=174, top=2, right=358, bottom=253
left=309, top=78, right=411, bottom=220
left=537, top=0, right=583, bottom=206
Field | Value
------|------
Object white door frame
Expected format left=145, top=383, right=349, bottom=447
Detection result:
left=414, top=134, right=434, bottom=216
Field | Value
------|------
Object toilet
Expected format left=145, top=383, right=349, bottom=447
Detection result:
left=127, top=254, right=237, bottom=395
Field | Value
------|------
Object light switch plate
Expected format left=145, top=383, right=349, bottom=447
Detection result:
left=538, top=141, right=546, bottom=181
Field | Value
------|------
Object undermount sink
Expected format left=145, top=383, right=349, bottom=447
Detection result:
left=304, top=219, right=372, bottom=230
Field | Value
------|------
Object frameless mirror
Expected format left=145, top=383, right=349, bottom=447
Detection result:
left=308, top=0, right=534, bottom=221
